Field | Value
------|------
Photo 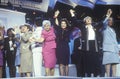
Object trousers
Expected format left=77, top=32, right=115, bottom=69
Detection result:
left=32, top=47, right=42, bottom=77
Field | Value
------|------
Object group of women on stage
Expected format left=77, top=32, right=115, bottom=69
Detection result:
left=0, top=8, right=119, bottom=78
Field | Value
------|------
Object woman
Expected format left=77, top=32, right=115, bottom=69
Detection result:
left=54, top=10, right=72, bottom=76
left=30, top=20, right=43, bottom=77
left=12, top=26, right=23, bottom=77
left=38, top=20, right=56, bottom=76
left=20, top=24, right=33, bottom=77
left=69, top=9, right=112, bottom=77
left=72, top=30, right=84, bottom=77
left=0, top=26, right=4, bottom=78
left=102, top=10, right=120, bottom=77
left=4, top=28, right=17, bottom=77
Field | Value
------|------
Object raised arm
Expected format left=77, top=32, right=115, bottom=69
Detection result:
left=93, top=9, right=112, bottom=30
left=103, top=9, right=112, bottom=23
left=70, top=9, right=75, bottom=17
left=102, top=9, right=112, bottom=30
left=21, top=32, right=32, bottom=43
left=53, top=10, right=60, bottom=26
left=11, top=29, right=21, bottom=42
left=69, top=9, right=83, bottom=29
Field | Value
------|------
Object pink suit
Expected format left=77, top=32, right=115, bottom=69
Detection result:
left=42, top=27, right=56, bottom=68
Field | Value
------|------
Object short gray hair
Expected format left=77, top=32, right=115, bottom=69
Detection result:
left=42, top=20, right=51, bottom=27
left=83, top=16, right=92, bottom=22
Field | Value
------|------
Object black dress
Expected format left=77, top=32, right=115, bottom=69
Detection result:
left=54, top=26, right=71, bottom=65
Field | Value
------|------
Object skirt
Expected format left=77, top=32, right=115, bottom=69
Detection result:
left=43, top=48, right=56, bottom=68
left=103, top=51, right=119, bottom=65
left=56, top=42, right=70, bottom=65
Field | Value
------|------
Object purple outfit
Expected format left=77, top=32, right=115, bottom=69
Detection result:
left=0, top=40, right=4, bottom=66
left=0, top=50, right=3, bottom=66
left=42, top=27, right=56, bottom=68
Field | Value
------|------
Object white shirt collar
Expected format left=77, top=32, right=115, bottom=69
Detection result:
left=85, top=24, right=93, bottom=29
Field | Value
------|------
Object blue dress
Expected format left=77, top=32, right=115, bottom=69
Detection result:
left=15, top=34, right=21, bottom=66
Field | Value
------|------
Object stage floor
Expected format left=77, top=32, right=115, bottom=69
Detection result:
left=1, top=76, right=120, bottom=79
left=3, top=64, right=120, bottom=79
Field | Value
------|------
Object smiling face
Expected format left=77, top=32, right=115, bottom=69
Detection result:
left=44, top=23, right=51, bottom=31
left=23, top=26, right=29, bottom=33
left=22, top=24, right=32, bottom=33
left=85, top=18, right=92, bottom=25
left=108, top=17, right=113, bottom=27
left=61, top=21, right=67, bottom=29
left=20, top=26, right=24, bottom=33
left=84, top=16, right=92, bottom=25
left=7, top=28, right=14, bottom=37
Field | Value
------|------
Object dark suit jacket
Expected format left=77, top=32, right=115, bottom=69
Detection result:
left=71, top=37, right=82, bottom=64
left=4, top=37, right=16, bottom=52
left=4, top=37, right=16, bottom=66
left=73, top=37, right=82, bottom=53
left=71, top=17, right=103, bottom=52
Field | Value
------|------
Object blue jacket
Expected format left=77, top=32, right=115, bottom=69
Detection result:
left=102, top=18, right=119, bottom=53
